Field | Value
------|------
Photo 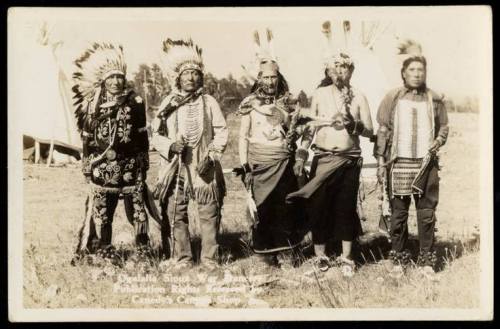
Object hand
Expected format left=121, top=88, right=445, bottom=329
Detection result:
left=170, top=139, right=186, bottom=155
left=197, top=155, right=214, bottom=177
left=244, top=172, right=253, bottom=190
left=342, top=112, right=356, bottom=132
left=343, top=112, right=364, bottom=135
left=429, top=139, right=442, bottom=154
left=242, top=163, right=253, bottom=189
left=208, top=150, right=221, bottom=162
left=293, top=159, right=305, bottom=177
left=377, top=166, right=386, bottom=185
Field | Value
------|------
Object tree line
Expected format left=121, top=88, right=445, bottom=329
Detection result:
left=128, top=63, right=313, bottom=120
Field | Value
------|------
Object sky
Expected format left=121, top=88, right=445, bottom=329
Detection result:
left=10, top=6, right=491, bottom=100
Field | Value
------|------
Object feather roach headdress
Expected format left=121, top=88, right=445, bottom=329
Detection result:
left=72, top=42, right=127, bottom=132
left=161, top=38, right=204, bottom=86
left=397, top=38, right=426, bottom=69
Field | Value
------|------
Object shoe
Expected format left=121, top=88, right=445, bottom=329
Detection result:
left=276, top=252, right=296, bottom=270
left=335, top=256, right=355, bottom=266
left=314, top=256, right=330, bottom=272
left=335, top=256, right=355, bottom=277
left=389, top=264, right=405, bottom=279
left=173, top=260, right=193, bottom=270
left=200, top=260, right=219, bottom=272
left=341, top=264, right=354, bottom=278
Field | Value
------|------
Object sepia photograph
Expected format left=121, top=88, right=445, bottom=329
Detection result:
left=7, top=6, right=493, bottom=321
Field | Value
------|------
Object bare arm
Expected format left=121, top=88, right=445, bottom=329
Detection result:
left=208, top=96, right=228, bottom=157
left=298, top=90, right=318, bottom=151
left=151, top=95, right=176, bottom=160
left=238, top=114, right=251, bottom=166
left=358, top=93, right=374, bottom=138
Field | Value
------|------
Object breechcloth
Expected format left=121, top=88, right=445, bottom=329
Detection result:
left=389, top=160, right=439, bottom=253
left=306, top=156, right=362, bottom=244
left=252, top=160, right=306, bottom=254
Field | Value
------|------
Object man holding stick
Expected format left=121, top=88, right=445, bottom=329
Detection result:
left=152, top=39, right=228, bottom=270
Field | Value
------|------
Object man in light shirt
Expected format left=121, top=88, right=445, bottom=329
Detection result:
left=374, top=43, right=449, bottom=272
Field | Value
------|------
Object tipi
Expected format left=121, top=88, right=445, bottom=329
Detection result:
left=20, top=22, right=81, bottom=165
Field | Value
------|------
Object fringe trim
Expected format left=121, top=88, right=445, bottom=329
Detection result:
left=75, top=193, right=94, bottom=254
left=134, top=219, right=149, bottom=235
left=192, top=184, right=218, bottom=205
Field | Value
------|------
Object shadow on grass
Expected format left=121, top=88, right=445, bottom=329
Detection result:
left=80, top=228, right=479, bottom=273
left=194, top=228, right=480, bottom=272
left=352, top=231, right=480, bottom=272
left=189, top=231, right=253, bottom=265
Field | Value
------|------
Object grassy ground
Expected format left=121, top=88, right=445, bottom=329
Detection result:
left=22, top=112, right=481, bottom=309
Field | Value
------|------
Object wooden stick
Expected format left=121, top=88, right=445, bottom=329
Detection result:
left=46, top=139, right=55, bottom=167
left=34, top=141, right=40, bottom=164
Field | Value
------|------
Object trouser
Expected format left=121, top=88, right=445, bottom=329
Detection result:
left=389, top=162, right=439, bottom=253
left=306, top=158, right=362, bottom=252
left=89, top=182, right=149, bottom=249
left=160, top=175, right=220, bottom=264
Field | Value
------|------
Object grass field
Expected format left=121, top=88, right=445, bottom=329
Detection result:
left=22, top=112, right=481, bottom=309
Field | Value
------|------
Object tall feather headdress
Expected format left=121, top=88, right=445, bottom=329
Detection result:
left=241, top=28, right=279, bottom=81
left=161, top=38, right=204, bottom=86
left=321, top=21, right=354, bottom=70
left=72, top=42, right=127, bottom=132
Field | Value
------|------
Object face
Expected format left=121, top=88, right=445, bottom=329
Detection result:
left=327, top=63, right=352, bottom=85
left=104, top=74, right=125, bottom=95
left=179, top=69, right=202, bottom=92
left=259, top=71, right=279, bottom=95
left=402, top=61, right=426, bottom=88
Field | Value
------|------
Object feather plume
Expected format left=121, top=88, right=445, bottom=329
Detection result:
left=322, top=20, right=332, bottom=39
left=343, top=20, right=351, bottom=49
left=321, top=20, right=335, bottom=61
left=397, top=38, right=422, bottom=56
left=266, top=28, right=276, bottom=61
left=253, top=30, right=260, bottom=46
left=266, top=28, right=273, bottom=42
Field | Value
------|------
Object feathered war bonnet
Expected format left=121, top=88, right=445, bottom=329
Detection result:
left=72, top=42, right=127, bottom=132
left=160, top=38, right=204, bottom=90
left=241, top=28, right=280, bottom=82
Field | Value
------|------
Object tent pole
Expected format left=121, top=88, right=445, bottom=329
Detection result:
left=34, top=141, right=40, bottom=164
left=46, top=139, right=55, bottom=167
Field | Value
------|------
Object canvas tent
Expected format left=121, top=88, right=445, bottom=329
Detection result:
left=19, top=22, right=82, bottom=165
